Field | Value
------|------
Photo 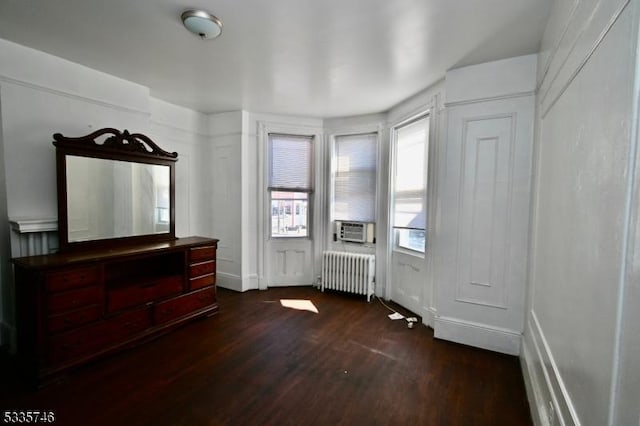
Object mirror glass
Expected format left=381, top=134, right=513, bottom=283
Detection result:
left=66, top=155, right=171, bottom=243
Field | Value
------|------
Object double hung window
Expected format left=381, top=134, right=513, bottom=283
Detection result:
left=268, top=133, right=313, bottom=238
left=392, top=115, right=429, bottom=253
left=332, top=133, right=377, bottom=223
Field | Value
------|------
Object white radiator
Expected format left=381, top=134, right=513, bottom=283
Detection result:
left=321, top=251, right=375, bottom=301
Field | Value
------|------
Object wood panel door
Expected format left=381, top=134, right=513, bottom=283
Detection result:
left=435, top=96, right=534, bottom=355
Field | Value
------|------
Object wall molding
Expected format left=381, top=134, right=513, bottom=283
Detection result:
left=454, top=296, right=507, bottom=310
left=9, top=217, right=59, bottom=258
left=0, top=75, right=150, bottom=117
left=149, top=118, right=211, bottom=139
left=211, top=131, right=244, bottom=140
left=536, top=0, right=580, bottom=91
left=433, top=315, right=521, bottom=355
left=453, top=113, right=515, bottom=311
left=523, top=310, right=580, bottom=425
left=520, top=334, right=551, bottom=426
left=9, top=217, right=57, bottom=233
left=444, top=91, right=535, bottom=108
left=216, top=255, right=236, bottom=264
left=323, top=120, right=386, bottom=137
left=540, top=0, right=632, bottom=118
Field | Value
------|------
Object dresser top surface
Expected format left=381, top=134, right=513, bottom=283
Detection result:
left=12, top=236, right=218, bottom=269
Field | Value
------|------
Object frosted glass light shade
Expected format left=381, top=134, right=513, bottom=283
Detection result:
left=181, top=10, right=223, bottom=39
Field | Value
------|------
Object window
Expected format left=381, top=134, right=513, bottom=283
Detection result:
left=269, top=133, right=313, bottom=238
left=392, top=115, right=429, bottom=253
left=332, top=133, right=377, bottom=222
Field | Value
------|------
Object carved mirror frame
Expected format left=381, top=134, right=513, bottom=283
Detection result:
left=54, top=128, right=178, bottom=252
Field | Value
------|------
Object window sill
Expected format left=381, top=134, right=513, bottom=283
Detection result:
left=270, top=236, right=310, bottom=240
left=392, top=247, right=425, bottom=259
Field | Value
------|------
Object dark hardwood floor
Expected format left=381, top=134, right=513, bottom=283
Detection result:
left=0, top=287, right=532, bottom=426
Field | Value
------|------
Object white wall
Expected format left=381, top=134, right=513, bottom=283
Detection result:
left=521, top=0, right=639, bottom=425
left=208, top=111, right=245, bottom=291
left=148, top=98, right=211, bottom=238
left=0, top=39, right=215, bottom=346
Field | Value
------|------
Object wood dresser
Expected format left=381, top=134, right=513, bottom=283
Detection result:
left=12, top=236, right=218, bottom=385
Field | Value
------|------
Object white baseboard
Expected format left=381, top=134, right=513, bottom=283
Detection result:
left=217, top=272, right=260, bottom=293
left=520, top=310, right=579, bottom=426
left=216, top=272, right=243, bottom=292
left=422, top=306, right=437, bottom=327
left=433, top=316, right=521, bottom=355
left=242, top=274, right=259, bottom=291
left=521, top=334, right=551, bottom=426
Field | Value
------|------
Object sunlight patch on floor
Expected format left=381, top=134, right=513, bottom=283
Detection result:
left=280, top=299, right=319, bottom=313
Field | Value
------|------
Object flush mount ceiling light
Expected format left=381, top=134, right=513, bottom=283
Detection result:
left=181, top=9, right=223, bottom=40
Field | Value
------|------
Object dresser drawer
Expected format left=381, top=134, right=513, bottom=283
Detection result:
left=46, top=266, right=100, bottom=292
left=47, top=286, right=104, bottom=315
left=48, top=321, right=110, bottom=365
left=107, top=275, right=183, bottom=312
left=106, top=307, right=151, bottom=341
left=189, top=273, right=215, bottom=291
left=153, top=287, right=216, bottom=324
left=189, top=261, right=215, bottom=278
left=190, top=245, right=216, bottom=263
left=47, top=304, right=103, bottom=334
left=48, top=307, right=152, bottom=365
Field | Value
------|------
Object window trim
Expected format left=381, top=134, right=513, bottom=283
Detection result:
left=267, top=132, right=316, bottom=240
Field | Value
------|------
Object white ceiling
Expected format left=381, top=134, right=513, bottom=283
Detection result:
left=0, top=0, right=552, bottom=118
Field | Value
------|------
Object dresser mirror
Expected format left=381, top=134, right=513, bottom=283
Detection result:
left=54, top=128, right=177, bottom=252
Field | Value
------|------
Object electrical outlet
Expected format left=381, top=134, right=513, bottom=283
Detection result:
left=548, top=401, right=555, bottom=425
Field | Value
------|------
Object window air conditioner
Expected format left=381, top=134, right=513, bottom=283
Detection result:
left=338, top=221, right=367, bottom=243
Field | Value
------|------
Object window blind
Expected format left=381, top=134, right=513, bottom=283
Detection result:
left=393, top=116, right=429, bottom=230
left=333, top=133, right=377, bottom=222
left=269, top=133, right=313, bottom=191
